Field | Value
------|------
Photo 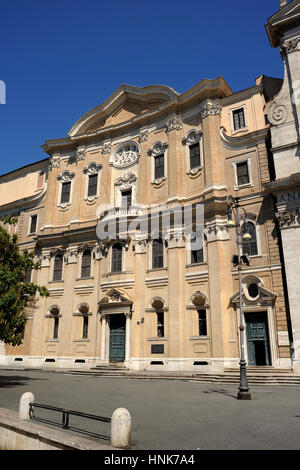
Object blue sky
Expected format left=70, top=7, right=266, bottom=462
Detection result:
left=0, top=0, right=283, bottom=176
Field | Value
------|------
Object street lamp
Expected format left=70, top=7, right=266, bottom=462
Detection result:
left=226, top=195, right=252, bottom=400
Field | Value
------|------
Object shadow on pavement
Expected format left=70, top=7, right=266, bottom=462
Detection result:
left=0, top=375, right=43, bottom=388
left=207, top=389, right=238, bottom=399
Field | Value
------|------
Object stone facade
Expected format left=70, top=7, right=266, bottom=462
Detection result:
left=0, top=72, right=293, bottom=373
left=265, top=0, right=300, bottom=370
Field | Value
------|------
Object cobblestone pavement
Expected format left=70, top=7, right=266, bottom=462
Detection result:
left=0, top=369, right=299, bottom=450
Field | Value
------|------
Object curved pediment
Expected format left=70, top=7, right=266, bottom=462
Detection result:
left=69, top=84, right=178, bottom=137
left=98, top=288, right=133, bottom=306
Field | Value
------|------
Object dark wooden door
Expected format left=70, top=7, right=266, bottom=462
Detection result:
left=245, top=312, right=271, bottom=366
left=109, top=315, right=126, bottom=363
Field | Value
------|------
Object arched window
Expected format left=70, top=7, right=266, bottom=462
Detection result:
left=79, top=303, right=89, bottom=339
left=150, top=297, right=165, bottom=338
left=111, top=243, right=122, bottom=273
left=53, top=254, right=63, bottom=281
left=81, top=250, right=91, bottom=278
left=152, top=238, right=164, bottom=269
left=50, top=306, right=60, bottom=339
left=242, top=222, right=258, bottom=256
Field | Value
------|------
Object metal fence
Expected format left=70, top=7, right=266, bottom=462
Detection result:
left=29, top=402, right=111, bottom=440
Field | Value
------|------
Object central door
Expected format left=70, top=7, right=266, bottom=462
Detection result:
left=245, top=312, right=271, bottom=366
left=109, top=314, right=126, bottom=363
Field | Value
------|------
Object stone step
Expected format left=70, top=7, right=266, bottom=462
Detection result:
left=90, top=367, right=127, bottom=371
left=194, top=374, right=300, bottom=385
left=224, top=368, right=294, bottom=374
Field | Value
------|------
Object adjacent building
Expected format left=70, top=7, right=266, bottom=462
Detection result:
left=265, top=0, right=300, bottom=370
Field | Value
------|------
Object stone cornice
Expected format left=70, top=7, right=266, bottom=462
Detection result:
left=264, top=172, right=300, bottom=194
left=0, top=187, right=47, bottom=216
left=220, top=126, right=268, bottom=150
left=42, top=78, right=232, bottom=154
left=265, top=0, right=300, bottom=48
left=220, top=85, right=262, bottom=107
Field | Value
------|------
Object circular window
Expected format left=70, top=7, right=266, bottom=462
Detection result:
left=112, top=142, right=140, bottom=168
left=248, top=283, right=259, bottom=299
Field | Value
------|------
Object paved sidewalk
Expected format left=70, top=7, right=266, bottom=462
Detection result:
left=0, top=369, right=300, bottom=450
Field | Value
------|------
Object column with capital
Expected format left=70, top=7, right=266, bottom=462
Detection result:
left=165, top=115, right=183, bottom=199
left=100, top=314, right=107, bottom=363
left=131, top=236, right=147, bottom=369
left=125, top=312, right=132, bottom=364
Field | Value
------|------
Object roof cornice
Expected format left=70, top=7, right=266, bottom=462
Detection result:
left=42, top=78, right=232, bottom=154
left=265, top=0, right=300, bottom=47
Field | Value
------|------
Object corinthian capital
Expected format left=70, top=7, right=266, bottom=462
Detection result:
left=166, top=115, right=183, bottom=133
left=200, top=101, right=221, bottom=119
left=280, top=37, right=300, bottom=55
left=276, top=210, right=300, bottom=228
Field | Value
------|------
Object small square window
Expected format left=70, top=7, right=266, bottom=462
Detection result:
left=232, top=108, right=246, bottom=131
left=236, top=161, right=250, bottom=186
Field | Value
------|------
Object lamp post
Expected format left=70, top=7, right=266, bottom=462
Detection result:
left=226, top=195, right=252, bottom=400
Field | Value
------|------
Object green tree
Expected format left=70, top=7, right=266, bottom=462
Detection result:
left=0, top=216, right=49, bottom=346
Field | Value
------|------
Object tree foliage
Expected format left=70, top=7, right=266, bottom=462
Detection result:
left=0, top=215, right=49, bottom=345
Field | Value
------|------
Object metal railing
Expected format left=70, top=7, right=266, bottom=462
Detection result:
left=29, top=402, right=111, bottom=440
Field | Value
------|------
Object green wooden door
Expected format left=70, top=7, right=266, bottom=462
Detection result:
left=245, top=312, right=271, bottom=366
left=109, top=315, right=126, bottom=363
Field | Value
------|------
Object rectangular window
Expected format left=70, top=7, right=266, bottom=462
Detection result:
left=189, top=143, right=200, bottom=169
left=152, top=239, right=164, bottom=269
left=29, top=215, right=37, bottom=234
left=83, top=316, right=88, bottom=339
left=236, top=161, right=250, bottom=186
left=198, top=310, right=207, bottom=336
left=157, top=312, right=164, bottom=337
left=191, top=248, right=203, bottom=264
left=121, top=189, right=132, bottom=208
left=111, top=244, right=122, bottom=273
left=61, top=182, right=71, bottom=204
left=154, top=155, right=164, bottom=179
left=233, top=108, right=246, bottom=130
left=87, top=174, right=98, bottom=198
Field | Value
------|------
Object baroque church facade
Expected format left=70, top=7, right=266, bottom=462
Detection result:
left=0, top=1, right=299, bottom=373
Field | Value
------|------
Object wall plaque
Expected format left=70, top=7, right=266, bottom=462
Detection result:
left=151, top=344, right=164, bottom=354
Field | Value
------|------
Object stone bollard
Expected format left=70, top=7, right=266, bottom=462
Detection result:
left=19, top=392, right=35, bottom=420
left=110, top=408, right=131, bottom=448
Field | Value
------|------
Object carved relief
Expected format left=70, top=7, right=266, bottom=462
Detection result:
left=115, top=171, right=137, bottom=188
left=75, top=147, right=86, bottom=162
left=102, top=142, right=112, bottom=154
left=267, top=101, right=288, bottom=126
left=139, top=129, right=149, bottom=142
